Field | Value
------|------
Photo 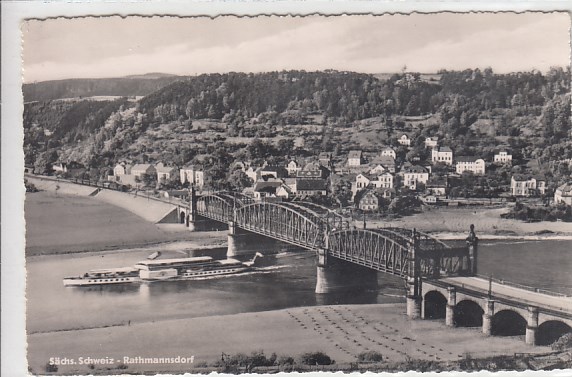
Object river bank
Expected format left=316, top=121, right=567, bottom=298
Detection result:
left=366, top=206, right=572, bottom=240
left=27, top=303, right=547, bottom=375
left=25, top=191, right=226, bottom=256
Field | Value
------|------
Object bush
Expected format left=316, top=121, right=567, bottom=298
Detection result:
left=45, top=363, right=58, bottom=373
left=297, top=351, right=334, bottom=366
left=552, top=332, right=572, bottom=351
left=277, top=355, right=295, bottom=366
left=357, top=351, right=384, bottom=362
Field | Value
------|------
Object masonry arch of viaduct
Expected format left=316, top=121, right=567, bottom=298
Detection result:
left=422, top=284, right=572, bottom=345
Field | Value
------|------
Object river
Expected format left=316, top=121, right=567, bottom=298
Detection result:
left=26, top=238, right=572, bottom=334
left=25, top=193, right=572, bottom=335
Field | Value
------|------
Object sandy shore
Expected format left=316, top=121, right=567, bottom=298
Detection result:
left=366, top=206, right=572, bottom=239
left=27, top=303, right=548, bottom=375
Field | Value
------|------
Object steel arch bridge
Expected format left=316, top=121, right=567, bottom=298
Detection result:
left=188, top=190, right=471, bottom=279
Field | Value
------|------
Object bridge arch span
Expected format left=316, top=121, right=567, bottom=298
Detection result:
left=196, top=193, right=236, bottom=223
left=234, top=202, right=323, bottom=249
left=537, top=320, right=572, bottom=346
left=454, top=299, right=484, bottom=327
left=424, top=290, right=447, bottom=320
left=491, top=309, right=527, bottom=337
left=327, top=229, right=411, bottom=277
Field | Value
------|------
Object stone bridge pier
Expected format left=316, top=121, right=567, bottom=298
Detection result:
left=315, top=249, right=378, bottom=294
left=227, top=221, right=279, bottom=258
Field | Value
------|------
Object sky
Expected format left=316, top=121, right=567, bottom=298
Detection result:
left=22, top=12, right=571, bottom=83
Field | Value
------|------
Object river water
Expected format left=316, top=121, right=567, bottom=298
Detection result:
left=27, top=237, right=572, bottom=334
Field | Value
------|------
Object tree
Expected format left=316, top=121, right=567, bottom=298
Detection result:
left=33, top=150, right=58, bottom=175
left=227, top=169, right=253, bottom=191
left=331, top=177, right=353, bottom=208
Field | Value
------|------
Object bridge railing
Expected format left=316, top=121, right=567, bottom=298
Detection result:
left=475, top=274, right=570, bottom=298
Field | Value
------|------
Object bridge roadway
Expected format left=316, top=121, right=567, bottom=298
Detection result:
left=440, top=276, right=572, bottom=313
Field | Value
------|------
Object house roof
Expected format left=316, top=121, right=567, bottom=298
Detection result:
left=557, top=182, right=572, bottom=194
left=296, top=179, right=327, bottom=191
left=512, top=174, right=545, bottom=182
left=402, top=165, right=428, bottom=174
left=348, top=150, right=362, bottom=159
left=436, top=146, right=452, bottom=153
left=319, top=152, right=333, bottom=159
left=132, top=164, right=155, bottom=171
left=253, top=180, right=283, bottom=192
left=354, top=189, right=377, bottom=203
left=156, top=165, right=177, bottom=173
left=456, top=156, right=482, bottom=163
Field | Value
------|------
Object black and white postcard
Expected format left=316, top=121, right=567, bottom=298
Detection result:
left=3, top=5, right=572, bottom=376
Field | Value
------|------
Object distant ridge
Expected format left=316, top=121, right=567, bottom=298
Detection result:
left=124, top=72, right=179, bottom=79
left=23, top=74, right=183, bottom=102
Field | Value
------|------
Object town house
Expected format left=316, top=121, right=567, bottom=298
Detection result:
left=424, top=137, right=439, bottom=148
left=398, top=134, right=411, bottom=146
left=401, top=164, right=430, bottom=190
left=431, top=147, right=453, bottom=165
left=180, top=165, right=205, bottom=188
left=494, top=150, right=513, bottom=164
left=347, top=150, right=363, bottom=167
left=511, top=175, right=546, bottom=197
left=380, top=147, right=396, bottom=159
left=554, top=182, right=572, bottom=205
left=456, top=157, right=486, bottom=175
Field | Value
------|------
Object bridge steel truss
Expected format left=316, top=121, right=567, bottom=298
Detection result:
left=234, top=202, right=331, bottom=250
left=192, top=191, right=470, bottom=280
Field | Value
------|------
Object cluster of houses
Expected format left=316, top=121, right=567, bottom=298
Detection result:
left=46, top=132, right=571, bottom=212
left=111, top=162, right=204, bottom=188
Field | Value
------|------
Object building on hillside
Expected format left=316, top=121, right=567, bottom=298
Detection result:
left=431, top=147, right=453, bottom=165
left=424, top=137, right=439, bottom=148
left=355, top=189, right=380, bottom=212
left=155, top=163, right=178, bottom=182
left=355, top=173, right=371, bottom=190
left=554, top=182, right=572, bottom=205
left=52, top=162, right=68, bottom=173
left=370, top=172, right=394, bottom=189
left=245, top=167, right=260, bottom=183
left=400, top=164, right=430, bottom=190
left=347, top=150, right=363, bottom=167
left=398, top=134, right=411, bottom=146
left=114, top=163, right=132, bottom=176
left=369, top=164, right=386, bottom=175
left=318, top=152, right=333, bottom=167
left=456, top=157, right=486, bottom=175
left=286, top=160, right=302, bottom=176
left=131, top=164, right=156, bottom=178
left=297, top=170, right=323, bottom=180
left=376, top=156, right=396, bottom=173
left=179, top=166, right=205, bottom=188
left=302, top=161, right=330, bottom=178
left=253, top=179, right=288, bottom=201
left=494, top=150, right=513, bottom=164
left=295, top=178, right=327, bottom=196
left=380, top=147, right=396, bottom=159
left=426, top=178, right=448, bottom=196
left=260, top=165, right=288, bottom=179
left=511, top=175, right=546, bottom=197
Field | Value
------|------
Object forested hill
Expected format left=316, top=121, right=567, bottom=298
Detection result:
left=23, top=74, right=182, bottom=102
left=24, top=68, right=572, bottom=188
